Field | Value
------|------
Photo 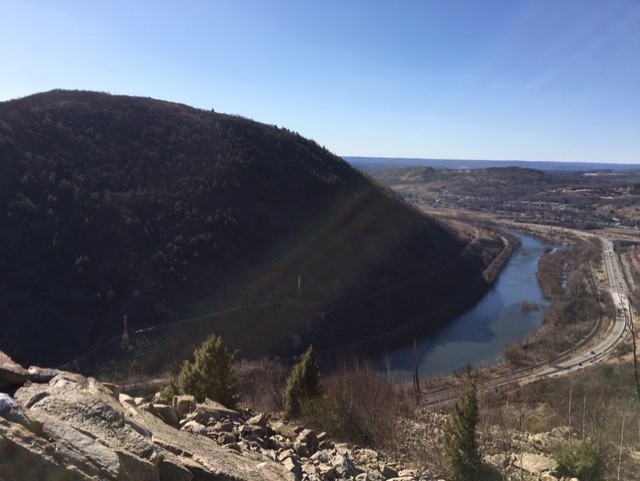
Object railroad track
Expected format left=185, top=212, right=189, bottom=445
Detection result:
left=421, top=234, right=632, bottom=409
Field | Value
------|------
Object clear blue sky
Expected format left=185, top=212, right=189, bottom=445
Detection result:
left=2, top=1, right=639, bottom=163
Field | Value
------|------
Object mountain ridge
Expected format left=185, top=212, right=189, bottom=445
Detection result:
left=345, top=156, right=640, bottom=172
left=0, top=90, right=503, bottom=371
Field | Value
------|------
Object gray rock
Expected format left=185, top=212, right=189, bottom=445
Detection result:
left=397, top=469, right=416, bottom=477
left=217, top=419, right=235, bottom=432
left=540, top=473, right=560, bottom=481
left=115, top=448, right=159, bottom=481
left=119, top=392, right=137, bottom=407
left=271, top=420, right=300, bottom=439
left=517, top=453, right=558, bottom=475
left=278, top=449, right=296, bottom=463
left=247, top=412, right=269, bottom=427
left=317, top=462, right=336, bottom=481
left=101, top=382, right=120, bottom=397
left=15, top=380, right=158, bottom=461
left=380, top=464, right=399, bottom=479
left=181, top=420, right=207, bottom=435
left=39, top=412, right=123, bottom=479
left=185, top=402, right=239, bottom=425
left=332, top=453, right=358, bottom=478
left=226, top=442, right=243, bottom=453
left=0, top=351, right=30, bottom=388
left=296, top=428, right=318, bottom=446
left=172, top=395, right=196, bottom=415
left=364, top=470, right=386, bottom=481
left=27, top=365, right=63, bottom=383
left=218, top=431, right=239, bottom=445
left=302, top=460, right=318, bottom=476
left=294, top=440, right=309, bottom=457
left=0, top=423, right=94, bottom=481
left=282, top=455, right=303, bottom=481
left=151, top=403, right=181, bottom=427
left=0, top=394, right=42, bottom=434
left=158, top=457, right=193, bottom=481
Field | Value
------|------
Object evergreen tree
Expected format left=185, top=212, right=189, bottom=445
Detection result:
left=443, top=371, right=482, bottom=481
left=178, top=334, right=239, bottom=408
left=284, top=345, right=321, bottom=416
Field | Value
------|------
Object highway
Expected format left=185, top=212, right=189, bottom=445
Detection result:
left=519, top=237, right=630, bottom=379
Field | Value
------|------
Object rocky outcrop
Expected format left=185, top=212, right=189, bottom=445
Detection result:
left=0, top=353, right=427, bottom=481
left=0, top=351, right=30, bottom=388
left=0, top=356, right=301, bottom=481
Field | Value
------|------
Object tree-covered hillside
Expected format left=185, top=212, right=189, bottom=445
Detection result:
left=0, top=90, right=502, bottom=368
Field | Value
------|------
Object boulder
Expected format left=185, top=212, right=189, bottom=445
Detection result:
left=181, top=420, right=207, bottom=435
left=380, top=464, right=399, bottom=479
left=316, top=462, right=336, bottom=481
left=540, top=473, right=560, bottom=481
left=332, top=453, right=359, bottom=478
left=247, top=412, right=269, bottom=427
left=294, top=440, right=309, bottom=457
left=0, top=351, right=30, bottom=388
left=27, top=365, right=63, bottom=383
left=185, top=401, right=239, bottom=425
left=0, top=421, right=96, bottom=481
left=158, top=457, right=193, bottom=481
left=151, top=403, right=181, bottom=427
left=173, top=394, right=196, bottom=415
left=119, top=392, right=137, bottom=407
left=0, top=392, right=42, bottom=433
left=282, top=456, right=302, bottom=481
left=517, top=453, right=558, bottom=475
left=271, top=420, right=300, bottom=439
left=217, top=419, right=235, bottom=432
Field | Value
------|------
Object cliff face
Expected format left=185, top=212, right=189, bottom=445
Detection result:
left=0, top=90, right=500, bottom=370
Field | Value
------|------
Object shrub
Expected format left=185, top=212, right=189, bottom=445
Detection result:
left=159, top=379, right=180, bottom=403
left=443, top=372, right=483, bottom=481
left=176, top=334, right=240, bottom=408
left=236, top=358, right=288, bottom=411
left=556, top=438, right=608, bottom=481
left=301, top=359, right=399, bottom=447
left=284, top=345, right=320, bottom=416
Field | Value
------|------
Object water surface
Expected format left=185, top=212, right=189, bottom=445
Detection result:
left=378, top=233, right=549, bottom=380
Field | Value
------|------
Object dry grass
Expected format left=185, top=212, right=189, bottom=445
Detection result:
left=236, top=357, right=289, bottom=412
left=301, top=358, right=405, bottom=447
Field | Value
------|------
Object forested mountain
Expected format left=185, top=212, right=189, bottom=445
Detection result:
left=0, top=90, right=502, bottom=369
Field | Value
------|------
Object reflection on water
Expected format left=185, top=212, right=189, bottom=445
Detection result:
left=378, top=233, right=549, bottom=380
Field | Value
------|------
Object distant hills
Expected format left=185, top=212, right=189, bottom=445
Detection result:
left=0, top=91, right=507, bottom=371
left=345, top=156, right=640, bottom=172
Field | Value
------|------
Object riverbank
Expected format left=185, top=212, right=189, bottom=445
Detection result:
left=410, top=218, right=615, bottom=393
left=376, top=231, right=547, bottom=379
left=319, top=223, right=520, bottom=366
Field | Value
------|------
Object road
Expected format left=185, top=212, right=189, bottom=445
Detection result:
left=424, top=233, right=633, bottom=407
left=515, top=237, right=629, bottom=378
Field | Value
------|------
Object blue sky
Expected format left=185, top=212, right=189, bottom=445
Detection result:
left=1, top=1, right=639, bottom=163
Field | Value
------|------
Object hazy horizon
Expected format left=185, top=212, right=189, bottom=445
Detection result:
left=345, top=155, right=640, bottom=169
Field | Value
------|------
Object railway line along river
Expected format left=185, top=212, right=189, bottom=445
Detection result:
left=377, top=232, right=550, bottom=380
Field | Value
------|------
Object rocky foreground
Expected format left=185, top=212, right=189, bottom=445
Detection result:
left=1, top=351, right=584, bottom=481
left=0, top=351, right=422, bottom=481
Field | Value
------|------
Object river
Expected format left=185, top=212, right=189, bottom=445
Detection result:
left=377, top=233, right=549, bottom=380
